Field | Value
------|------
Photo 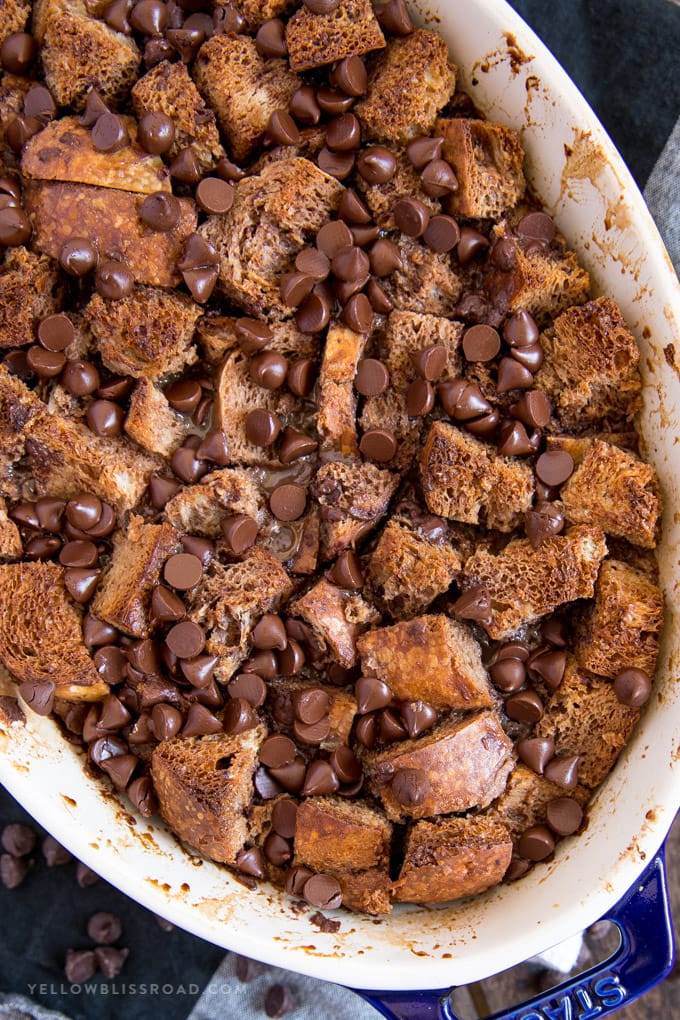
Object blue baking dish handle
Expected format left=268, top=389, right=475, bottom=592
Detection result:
left=353, top=848, right=673, bottom=1020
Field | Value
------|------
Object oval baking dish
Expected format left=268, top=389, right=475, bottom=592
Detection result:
left=0, top=0, right=679, bottom=1013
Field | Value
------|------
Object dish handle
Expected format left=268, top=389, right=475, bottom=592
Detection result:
left=353, top=849, right=674, bottom=1020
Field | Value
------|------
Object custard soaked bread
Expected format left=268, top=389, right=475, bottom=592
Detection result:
left=0, top=0, right=664, bottom=916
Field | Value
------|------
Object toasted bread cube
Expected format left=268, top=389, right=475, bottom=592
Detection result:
left=289, top=577, right=378, bottom=669
left=574, top=560, right=663, bottom=680
left=0, top=498, right=22, bottom=561
left=41, top=8, right=140, bottom=109
left=334, top=868, right=393, bottom=915
left=0, top=365, right=45, bottom=497
left=151, top=726, right=266, bottom=864
left=22, top=116, right=171, bottom=195
left=365, top=711, right=514, bottom=822
left=536, top=297, right=642, bottom=430
left=358, top=614, right=493, bottom=711
left=0, top=0, right=30, bottom=44
left=85, top=286, right=201, bottom=380
left=435, top=117, right=525, bottom=219
left=420, top=422, right=534, bottom=532
left=294, top=796, right=392, bottom=873
left=313, top=460, right=399, bottom=560
left=535, top=657, right=640, bottom=789
left=463, top=525, right=608, bottom=641
left=23, top=180, right=198, bottom=289
left=267, top=680, right=357, bottom=748
left=0, top=72, right=31, bottom=150
left=124, top=380, right=185, bottom=458
left=317, top=323, right=367, bottom=458
left=235, top=0, right=296, bottom=29
left=557, top=439, right=661, bottom=549
left=186, top=548, right=294, bottom=682
left=286, top=0, right=385, bottom=72
left=483, top=223, right=590, bottom=324
left=368, top=517, right=467, bottom=619
left=380, top=236, right=462, bottom=317
left=0, top=246, right=60, bottom=349
left=200, top=158, right=343, bottom=318
left=25, top=413, right=163, bottom=514
left=0, top=562, right=107, bottom=700
left=286, top=508, right=320, bottom=576
left=164, top=468, right=262, bottom=538
left=194, top=34, right=299, bottom=162
left=132, top=61, right=223, bottom=173
left=393, top=816, right=512, bottom=904
left=486, top=764, right=589, bottom=843
left=354, top=151, right=439, bottom=229
left=92, top=515, right=181, bottom=638
left=356, top=31, right=455, bottom=145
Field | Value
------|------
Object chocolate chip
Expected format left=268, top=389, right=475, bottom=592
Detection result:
left=517, top=736, right=555, bottom=775
left=252, top=614, right=287, bottom=651
left=91, top=112, right=129, bottom=154
left=18, top=679, right=55, bottom=716
left=23, top=535, right=61, bottom=560
left=4, top=113, right=42, bottom=153
left=452, top=585, right=492, bottom=626
left=148, top=474, right=181, bottom=509
left=546, top=797, right=583, bottom=836
left=504, top=309, right=539, bottom=347
left=355, top=676, right=391, bottom=714
left=235, top=846, right=266, bottom=880
left=280, top=271, right=314, bottom=308
left=42, top=835, right=72, bottom=867
left=139, top=191, right=181, bottom=232
left=400, top=700, right=437, bottom=739
left=130, top=0, right=168, bottom=34
left=235, top=318, right=272, bottom=354
left=505, top=689, right=544, bottom=723
left=269, top=483, right=306, bottom=522
left=326, top=113, right=361, bottom=152
left=303, top=0, right=340, bottom=10
left=292, top=689, right=330, bottom=728
left=26, top=346, right=66, bottom=378
left=359, top=427, right=397, bottom=462
left=87, top=911, right=122, bottom=945
left=489, top=657, right=526, bottom=692
left=330, top=746, right=361, bottom=784
left=316, top=221, right=353, bottom=260
left=64, top=568, right=100, bottom=604
left=249, top=351, right=288, bottom=390
left=61, top=359, right=101, bottom=397
left=194, top=430, right=228, bottom=466
left=1, top=824, right=36, bottom=857
left=236, top=954, right=268, bottom=983
left=317, top=146, right=355, bottom=179
left=279, top=427, right=317, bottom=463
left=338, top=188, right=371, bottom=225
left=180, top=654, right=218, bottom=688
left=95, top=259, right=134, bottom=300
left=302, top=759, right=339, bottom=796
left=379, top=707, right=407, bottom=743
left=392, top=767, right=429, bottom=807
left=93, top=646, right=127, bottom=684
left=524, top=502, right=564, bottom=548
left=266, top=109, right=301, bottom=147
left=329, top=55, right=367, bottom=96
left=316, top=86, right=355, bottom=116
left=269, top=754, right=306, bottom=793
left=329, top=550, right=363, bottom=589
left=260, top=734, right=297, bottom=770
left=99, top=695, right=131, bottom=731
left=295, top=248, right=330, bottom=282
left=303, top=873, right=342, bottom=911
left=1, top=32, right=38, bottom=75
left=393, top=197, right=430, bottom=237
left=171, top=444, right=208, bottom=484
left=0, top=853, right=31, bottom=888
left=164, top=552, right=203, bottom=590
left=76, top=862, right=100, bottom=887
left=170, top=147, right=201, bottom=184
left=356, top=146, right=397, bottom=185
left=438, top=379, right=488, bottom=420
left=375, top=0, right=414, bottom=35
left=95, top=947, right=129, bottom=979
left=86, top=399, right=125, bottom=437
left=35, top=497, right=66, bottom=533
left=104, top=0, right=131, bottom=33
left=406, top=136, right=444, bottom=170
left=166, top=27, right=204, bottom=63
left=353, top=358, right=388, bottom=397
left=65, top=494, right=102, bottom=531
left=127, top=776, right=158, bottom=817
left=406, top=378, right=435, bottom=416
left=64, top=948, right=97, bottom=984
left=517, top=211, right=556, bottom=243
left=244, top=409, right=280, bottom=447
left=223, top=697, right=257, bottom=735
left=228, top=673, right=267, bottom=708
left=221, top=514, right=258, bottom=554
left=518, top=825, right=555, bottom=862
left=510, top=342, right=544, bottom=372
left=424, top=214, right=460, bottom=253
left=182, top=703, right=222, bottom=737
left=97, top=375, right=133, bottom=401
left=215, top=158, right=245, bottom=183
left=462, top=324, right=501, bottom=362
left=497, top=357, right=534, bottom=394
left=150, top=703, right=183, bottom=741
left=497, top=419, right=537, bottom=457
left=165, top=378, right=202, bottom=414
left=137, top=112, right=175, bottom=156
left=80, top=90, right=110, bottom=129
left=366, top=278, right=393, bottom=314
left=166, top=620, right=205, bottom=659
left=255, top=18, right=287, bottom=57
left=614, top=667, right=652, bottom=707
left=178, top=233, right=219, bottom=303
left=456, top=226, right=489, bottom=266
left=421, top=158, right=458, bottom=198
left=412, top=344, right=447, bottom=382
left=535, top=450, right=574, bottom=488
left=59, top=236, right=98, bottom=276
left=544, top=755, right=579, bottom=790
left=289, top=85, right=321, bottom=125
left=511, top=390, right=552, bottom=428
left=278, top=638, right=305, bottom=676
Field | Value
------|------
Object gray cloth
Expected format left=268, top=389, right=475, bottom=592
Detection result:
left=0, top=994, right=71, bottom=1020
left=644, top=116, right=680, bottom=274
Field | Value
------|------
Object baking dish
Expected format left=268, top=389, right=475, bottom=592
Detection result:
left=1, top=0, right=679, bottom=1017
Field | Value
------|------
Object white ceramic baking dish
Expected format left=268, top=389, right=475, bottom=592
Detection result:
left=1, top=0, right=679, bottom=1015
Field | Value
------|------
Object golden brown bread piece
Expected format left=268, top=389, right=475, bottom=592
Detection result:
left=84, top=287, right=201, bottom=380
left=0, top=365, right=46, bottom=498
left=0, top=498, right=22, bottom=562
left=193, top=34, right=299, bottom=162
left=23, top=180, right=198, bottom=289
left=163, top=468, right=263, bottom=538
left=483, top=222, right=590, bottom=324
left=124, top=380, right=185, bottom=458
left=131, top=61, right=224, bottom=173
left=186, top=548, right=294, bottom=683
left=288, top=576, right=379, bottom=669
left=333, top=867, right=393, bottom=915
left=357, top=614, right=494, bottom=711
left=21, top=116, right=172, bottom=195
left=462, top=525, right=608, bottom=640
left=536, top=297, right=642, bottom=430
left=235, top=0, right=297, bottom=30
left=356, top=31, right=456, bottom=145
left=535, top=656, right=640, bottom=789
left=285, top=0, right=385, bottom=72
left=420, top=421, right=534, bottom=532
left=355, top=151, right=440, bottom=230
left=573, top=559, right=663, bottom=680
left=367, top=517, right=467, bottom=619
left=40, top=7, right=140, bottom=109
left=435, top=117, right=525, bottom=219
left=0, top=561, right=107, bottom=700
left=379, top=236, right=462, bottom=317
left=484, top=763, right=590, bottom=844
left=364, top=711, right=514, bottom=822
left=91, top=515, right=182, bottom=638
left=294, top=796, right=392, bottom=873
left=313, top=460, right=400, bottom=560
left=393, top=816, right=512, bottom=904
left=200, top=158, right=343, bottom=318
left=317, top=322, right=367, bottom=459
left=0, top=73, right=31, bottom=152
left=0, top=0, right=30, bottom=43
left=0, top=245, right=61, bottom=348
left=151, top=726, right=266, bottom=864
left=556, top=439, right=661, bottom=549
